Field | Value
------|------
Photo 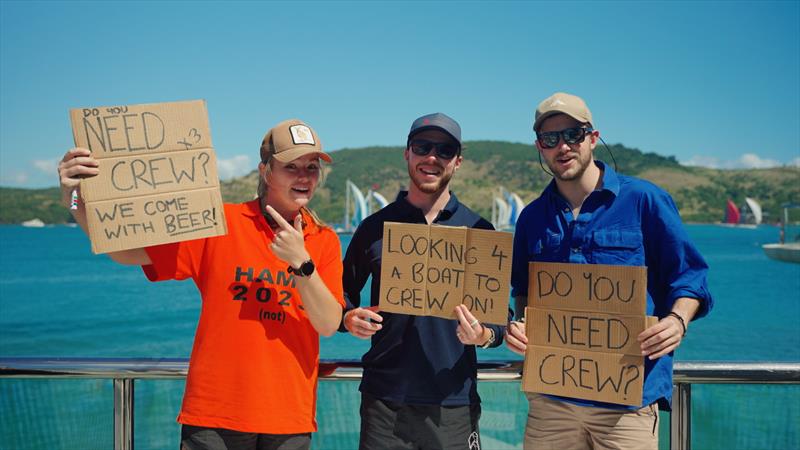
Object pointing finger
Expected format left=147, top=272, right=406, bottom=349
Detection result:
left=264, top=205, right=292, bottom=231
left=294, top=214, right=303, bottom=232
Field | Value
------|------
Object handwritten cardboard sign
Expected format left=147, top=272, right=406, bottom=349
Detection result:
left=521, top=262, right=657, bottom=406
left=70, top=100, right=227, bottom=254
left=378, top=222, right=512, bottom=325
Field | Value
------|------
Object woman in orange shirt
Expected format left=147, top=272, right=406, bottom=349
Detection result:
left=58, top=119, right=345, bottom=450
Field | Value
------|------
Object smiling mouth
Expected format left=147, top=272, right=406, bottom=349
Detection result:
left=418, top=166, right=442, bottom=176
left=291, top=187, right=310, bottom=194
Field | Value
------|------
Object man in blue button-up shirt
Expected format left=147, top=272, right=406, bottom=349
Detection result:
left=505, top=92, right=713, bottom=450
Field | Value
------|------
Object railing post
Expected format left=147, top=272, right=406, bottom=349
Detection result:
left=671, top=382, right=691, bottom=450
left=114, top=378, right=134, bottom=450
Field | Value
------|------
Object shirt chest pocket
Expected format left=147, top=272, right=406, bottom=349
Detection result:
left=531, top=232, right=564, bottom=261
left=589, top=229, right=645, bottom=265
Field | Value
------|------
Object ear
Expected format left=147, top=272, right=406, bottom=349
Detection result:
left=403, top=148, right=410, bottom=162
left=453, top=154, right=463, bottom=170
left=589, top=130, right=599, bottom=150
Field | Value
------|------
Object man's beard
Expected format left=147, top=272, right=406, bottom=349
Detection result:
left=546, top=151, right=591, bottom=182
left=408, top=163, right=454, bottom=194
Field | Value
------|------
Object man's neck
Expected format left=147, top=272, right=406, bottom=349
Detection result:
left=406, top=185, right=451, bottom=224
left=554, top=160, right=603, bottom=215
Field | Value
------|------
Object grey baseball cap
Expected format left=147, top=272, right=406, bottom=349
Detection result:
left=407, top=112, right=462, bottom=147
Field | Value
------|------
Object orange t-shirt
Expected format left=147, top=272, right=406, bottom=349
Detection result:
left=142, top=200, right=344, bottom=434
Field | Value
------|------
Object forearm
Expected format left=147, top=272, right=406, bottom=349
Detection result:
left=296, top=273, right=343, bottom=336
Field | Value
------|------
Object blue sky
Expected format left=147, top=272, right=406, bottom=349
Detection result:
left=1, top=1, right=798, bottom=188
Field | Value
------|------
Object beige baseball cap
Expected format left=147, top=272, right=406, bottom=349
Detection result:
left=260, top=119, right=332, bottom=163
left=533, top=92, right=593, bottom=132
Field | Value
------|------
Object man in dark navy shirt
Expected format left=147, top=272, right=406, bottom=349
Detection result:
left=340, top=112, right=506, bottom=450
left=505, top=92, right=713, bottom=450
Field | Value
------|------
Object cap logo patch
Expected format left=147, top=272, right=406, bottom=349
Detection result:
left=290, top=125, right=315, bottom=145
left=423, top=118, right=430, bottom=124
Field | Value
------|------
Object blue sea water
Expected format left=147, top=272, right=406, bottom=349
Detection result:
left=1, top=224, right=799, bottom=449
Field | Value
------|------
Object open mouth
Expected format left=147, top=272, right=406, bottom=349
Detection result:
left=291, top=186, right=310, bottom=194
left=418, top=165, right=442, bottom=176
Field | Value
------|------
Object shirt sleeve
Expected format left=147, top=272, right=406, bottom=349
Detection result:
left=510, top=211, right=530, bottom=300
left=643, top=189, right=714, bottom=319
left=142, top=237, right=207, bottom=282
left=339, top=222, right=372, bottom=332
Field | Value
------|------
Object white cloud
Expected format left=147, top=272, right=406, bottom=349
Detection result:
left=790, top=157, right=800, bottom=168
left=216, top=155, right=253, bottom=180
left=738, top=153, right=781, bottom=169
left=682, top=155, right=722, bottom=168
left=32, top=158, right=59, bottom=174
left=682, top=153, right=790, bottom=169
left=0, top=171, right=30, bottom=185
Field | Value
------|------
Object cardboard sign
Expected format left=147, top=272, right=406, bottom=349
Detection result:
left=70, top=100, right=227, bottom=253
left=378, top=222, right=512, bottom=325
left=521, top=262, right=657, bottom=406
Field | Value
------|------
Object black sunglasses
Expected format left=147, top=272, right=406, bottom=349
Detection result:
left=537, top=127, right=594, bottom=149
left=408, top=139, right=460, bottom=160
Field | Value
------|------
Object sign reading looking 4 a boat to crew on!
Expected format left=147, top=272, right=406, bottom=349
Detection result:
left=69, top=100, right=227, bottom=254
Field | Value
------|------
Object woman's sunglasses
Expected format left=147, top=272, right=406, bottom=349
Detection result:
left=536, top=127, right=594, bottom=149
left=409, top=139, right=460, bottom=160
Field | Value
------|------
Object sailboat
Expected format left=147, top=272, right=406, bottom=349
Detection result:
left=720, top=197, right=762, bottom=229
left=491, top=187, right=527, bottom=230
left=340, top=180, right=390, bottom=233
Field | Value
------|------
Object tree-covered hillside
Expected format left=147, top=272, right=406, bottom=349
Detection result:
left=2, top=141, right=798, bottom=225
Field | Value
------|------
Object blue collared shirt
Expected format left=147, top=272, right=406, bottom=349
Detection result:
left=511, top=161, right=713, bottom=409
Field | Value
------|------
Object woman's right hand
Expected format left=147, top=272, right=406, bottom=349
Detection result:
left=58, top=147, right=98, bottom=208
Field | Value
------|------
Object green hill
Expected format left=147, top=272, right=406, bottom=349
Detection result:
left=2, top=141, right=799, bottom=225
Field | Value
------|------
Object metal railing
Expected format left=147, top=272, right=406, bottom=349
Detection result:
left=2, top=358, right=799, bottom=450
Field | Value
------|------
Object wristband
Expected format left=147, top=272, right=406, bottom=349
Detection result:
left=668, top=312, right=687, bottom=336
left=480, top=326, right=496, bottom=349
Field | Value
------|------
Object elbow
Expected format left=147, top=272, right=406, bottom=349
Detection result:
left=318, top=322, right=338, bottom=337
left=319, top=312, right=343, bottom=337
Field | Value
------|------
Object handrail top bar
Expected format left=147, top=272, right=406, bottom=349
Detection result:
left=1, top=358, right=799, bottom=384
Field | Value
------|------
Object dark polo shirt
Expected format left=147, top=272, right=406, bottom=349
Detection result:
left=341, top=191, right=508, bottom=406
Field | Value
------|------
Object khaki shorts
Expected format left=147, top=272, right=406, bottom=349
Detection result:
left=524, top=393, right=658, bottom=450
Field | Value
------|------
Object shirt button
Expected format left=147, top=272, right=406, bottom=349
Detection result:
left=571, top=247, right=581, bottom=254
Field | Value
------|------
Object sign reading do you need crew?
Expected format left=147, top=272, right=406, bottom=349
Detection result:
left=70, top=100, right=227, bottom=254
left=378, top=222, right=513, bottom=325
left=522, top=262, right=658, bottom=406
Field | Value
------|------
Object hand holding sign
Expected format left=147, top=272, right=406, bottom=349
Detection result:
left=505, top=319, right=527, bottom=356
left=638, top=313, right=685, bottom=360
left=454, top=304, right=486, bottom=346
left=344, top=306, right=383, bottom=339
left=264, top=205, right=311, bottom=269
left=58, top=148, right=99, bottom=208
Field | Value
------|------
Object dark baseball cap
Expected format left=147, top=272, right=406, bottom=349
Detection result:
left=407, top=112, right=462, bottom=147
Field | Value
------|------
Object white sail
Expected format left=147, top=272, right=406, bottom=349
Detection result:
left=367, top=190, right=389, bottom=215
left=345, top=180, right=369, bottom=231
left=744, top=197, right=763, bottom=225
left=498, top=187, right=526, bottom=227
left=492, top=196, right=511, bottom=229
